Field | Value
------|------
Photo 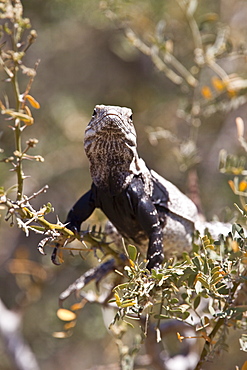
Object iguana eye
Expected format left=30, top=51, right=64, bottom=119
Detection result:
left=92, top=109, right=97, bottom=117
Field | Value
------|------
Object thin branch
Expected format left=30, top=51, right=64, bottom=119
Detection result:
left=125, top=28, right=184, bottom=85
left=163, top=51, right=198, bottom=87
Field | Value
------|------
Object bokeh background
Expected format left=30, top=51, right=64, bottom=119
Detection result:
left=0, top=0, right=247, bottom=369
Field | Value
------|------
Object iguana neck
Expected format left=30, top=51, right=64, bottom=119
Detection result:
left=84, top=105, right=153, bottom=195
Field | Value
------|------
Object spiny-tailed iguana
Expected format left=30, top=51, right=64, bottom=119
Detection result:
left=65, top=105, right=230, bottom=270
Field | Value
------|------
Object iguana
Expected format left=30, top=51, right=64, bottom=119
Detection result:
left=65, top=105, right=230, bottom=270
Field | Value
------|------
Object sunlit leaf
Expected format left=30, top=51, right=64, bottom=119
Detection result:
left=52, top=331, right=72, bottom=338
left=24, top=105, right=32, bottom=117
left=205, top=244, right=214, bottom=250
left=64, top=321, right=77, bottom=330
left=211, top=266, right=221, bottom=275
left=2, top=108, right=34, bottom=124
left=114, top=292, right=121, bottom=307
left=70, top=301, right=86, bottom=311
left=57, top=308, right=76, bottom=321
left=211, top=272, right=224, bottom=285
left=201, top=235, right=211, bottom=247
left=236, top=117, right=244, bottom=138
left=121, top=299, right=136, bottom=308
left=25, top=94, right=40, bottom=109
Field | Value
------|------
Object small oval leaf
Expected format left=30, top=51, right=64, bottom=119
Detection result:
left=57, top=308, right=76, bottom=321
left=127, top=244, right=137, bottom=262
left=194, top=295, right=201, bottom=310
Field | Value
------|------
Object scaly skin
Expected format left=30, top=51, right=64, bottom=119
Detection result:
left=65, top=105, right=228, bottom=269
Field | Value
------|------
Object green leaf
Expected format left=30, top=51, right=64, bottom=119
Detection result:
left=217, top=285, right=230, bottom=295
left=127, top=244, right=137, bottom=262
left=194, top=295, right=201, bottom=310
left=181, top=311, right=190, bottom=320
left=196, top=275, right=210, bottom=290
left=211, top=266, right=221, bottom=275
left=202, top=257, right=209, bottom=275
left=211, top=271, right=224, bottom=285
left=113, top=283, right=129, bottom=291
left=182, top=252, right=192, bottom=263
left=154, top=314, right=170, bottom=319
left=192, top=256, right=201, bottom=270
left=205, top=244, right=214, bottom=250
left=45, top=202, right=54, bottom=214
left=188, top=272, right=197, bottom=287
left=181, top=292, right=188, bottom=300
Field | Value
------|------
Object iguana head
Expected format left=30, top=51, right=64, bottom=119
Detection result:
left=84, top=105, right=137, bottom=153
left=84, top=105, right=152, bottom=195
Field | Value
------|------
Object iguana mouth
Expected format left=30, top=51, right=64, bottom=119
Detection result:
left=85, top=107, right=136, bottom=139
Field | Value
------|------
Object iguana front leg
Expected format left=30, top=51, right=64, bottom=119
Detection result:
left=128, top=177, right=164, bottom=270
left=138, top=197, right=164, bottom=270
left=66, top=189, right=96, bottom=232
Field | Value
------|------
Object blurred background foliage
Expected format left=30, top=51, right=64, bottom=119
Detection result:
left=1, top=0, right=247, bottom=369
